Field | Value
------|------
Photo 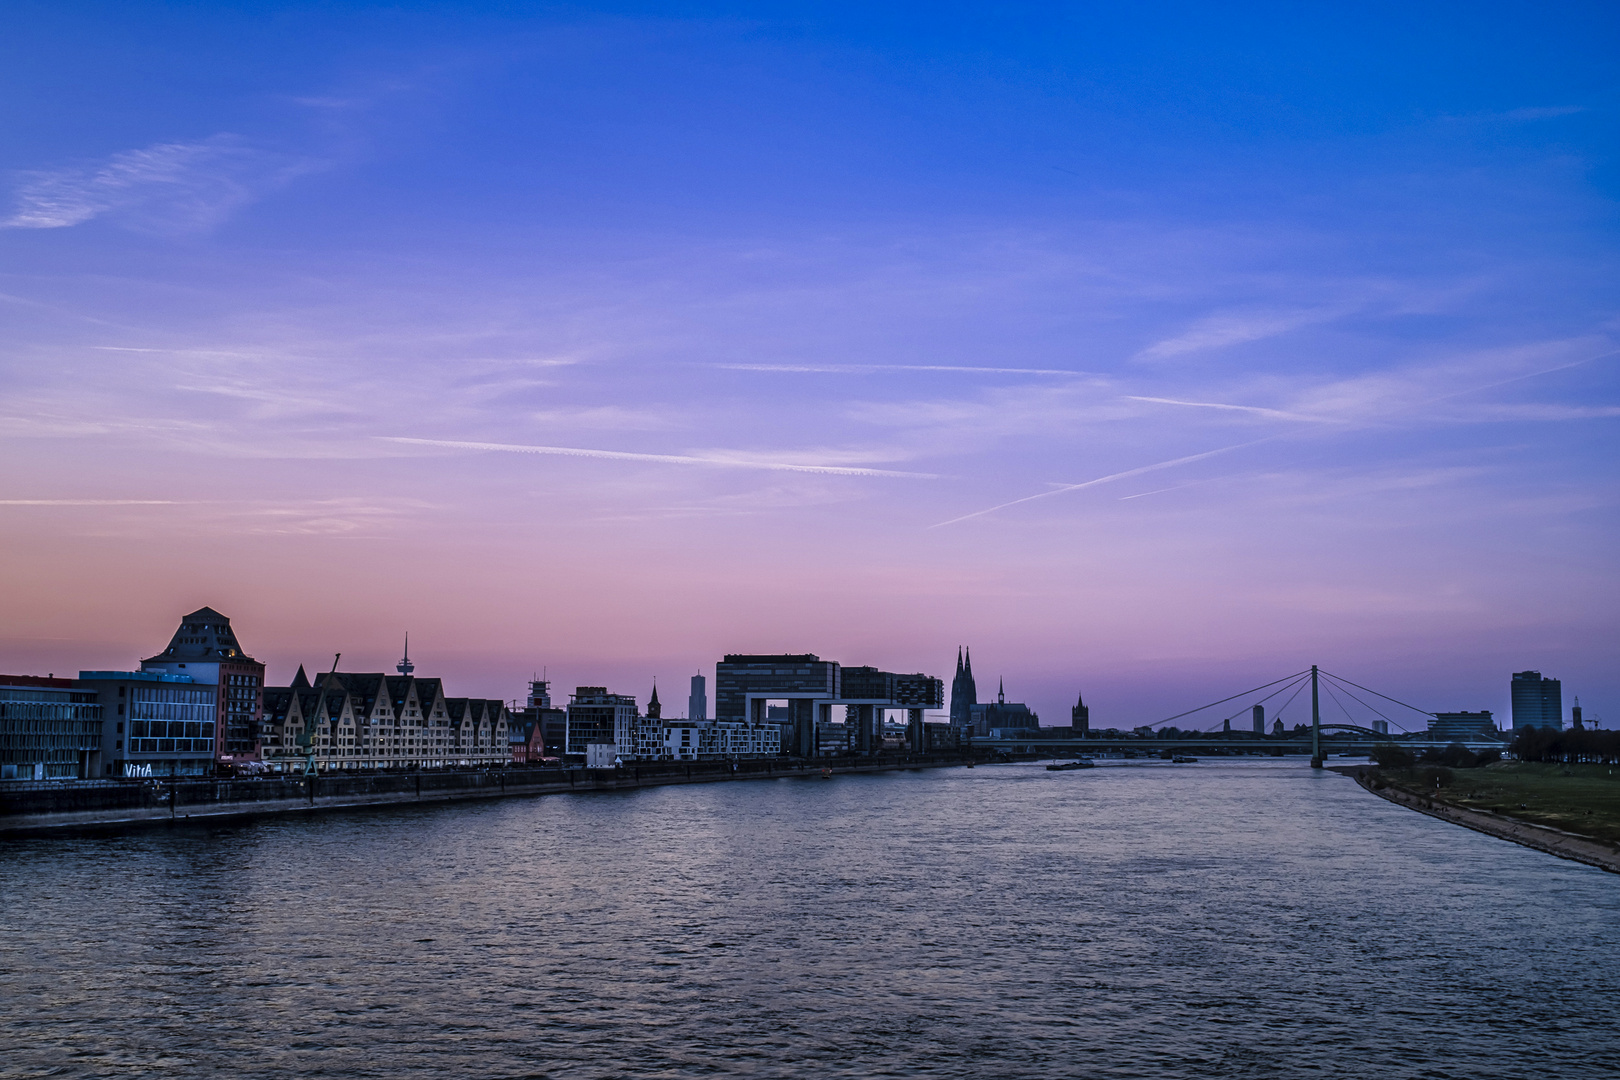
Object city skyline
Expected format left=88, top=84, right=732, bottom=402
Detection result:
left=2, top=4, right=1615, bottom=728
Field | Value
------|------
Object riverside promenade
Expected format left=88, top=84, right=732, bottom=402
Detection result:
left=0, top=754, right=975, bottom=836
left=1334, top=764, right=1620, bottom=875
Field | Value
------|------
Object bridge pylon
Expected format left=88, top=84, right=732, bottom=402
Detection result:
left=1310, top=664, right=1324, bottom=769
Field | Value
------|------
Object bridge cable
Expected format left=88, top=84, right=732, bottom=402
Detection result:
left=1264, top=676, right=1312, bottom=732
left=1318, top=675, right=1417, bottom=734
left=1317, top=669, right=1434, bottom=723
left=1214, top=671, right=1313, bottom=728
left=1150, top=668, right=1311, bottom=729
left=1320, top=679, right=1362, bottom=729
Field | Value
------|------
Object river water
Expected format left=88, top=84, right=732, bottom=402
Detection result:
left=2, top=758, right=1617, bottom=1078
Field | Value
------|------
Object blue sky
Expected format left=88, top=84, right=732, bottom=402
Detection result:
left=2, top=2, right=1616, bottom=726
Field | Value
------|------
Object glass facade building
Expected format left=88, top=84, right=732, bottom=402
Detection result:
left=0, top=676, right=104, bottom=780
left=78, top=671, right=216, bottom=777
left=1511, top=671, right=1563, bottom=731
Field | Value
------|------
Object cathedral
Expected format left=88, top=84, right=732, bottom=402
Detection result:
left=950, top=648, right=1039, bottom=735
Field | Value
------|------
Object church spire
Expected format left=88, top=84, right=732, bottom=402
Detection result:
left=998, top=677, right=1005, bottom=705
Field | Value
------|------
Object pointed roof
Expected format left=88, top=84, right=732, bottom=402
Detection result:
left=291, top=665, right=310, bottom=689
left=143, top=606, right=256, bottom=664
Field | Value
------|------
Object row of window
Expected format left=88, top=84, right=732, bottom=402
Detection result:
left=128, top=738, right=214, bottom=754
left=130, top=721, right=211, bottom=739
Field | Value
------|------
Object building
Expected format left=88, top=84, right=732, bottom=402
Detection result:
left=950, top=648, right=978, bottom=728
left=0, top=675, right=104, bottom=780
left=566, top=687, right=638, bottom=759
left=1511, top=671, right=1563, bottom=731
left=969, top=680, right=1038, bottom=736
left=259, top=663, right=509, bottom=773
left=1072, top=691, right=1090, bottom=734
left=1252, top=704, right=1265, bottom=735
left=77, top=670, right=214, bottom=777
left=715, top=653, right=942, bottom=756
left=511, top=678, right=566, bottom=762
left=1429, top=710, right=1497, bottom=742
left=689, top=674, right=707, bottom=721
left=139, top=607, right=265, bottom=765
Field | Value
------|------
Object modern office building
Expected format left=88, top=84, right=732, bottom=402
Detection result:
left=565, top=687, right=638, bottom=759
left=715, top=655, right=840, bottom=721
left=1429, top=710, right=1497, bottom=742
left=139, top=607, right=265, bottom=764
left=1511, top=671, right=1563, bottom=731
left=77, top=670, right=215, bottom=777
left=715, top=653, right=942, bottom=756
left=0, top=675, right=104, bottom=780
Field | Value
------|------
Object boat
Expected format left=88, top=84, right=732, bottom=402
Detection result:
left=1046, top=760, right=1095, bottom=771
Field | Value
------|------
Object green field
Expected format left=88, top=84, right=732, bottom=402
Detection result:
left=1380, top=762, right=1620, bottom=845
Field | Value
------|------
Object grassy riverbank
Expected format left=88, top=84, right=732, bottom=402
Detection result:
left=1377, top=762, right=1620, bottom=845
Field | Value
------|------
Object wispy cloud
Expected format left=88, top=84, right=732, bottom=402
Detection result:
left=380, top=437, right=940, bottom=478
left=1136, top=308, right=1338, bottom=361
left=0, top=499, right=182, bottom=506
left=3, top=135, right=318, bottom=232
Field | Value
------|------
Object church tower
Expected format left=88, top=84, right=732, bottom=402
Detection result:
left=646, top=682, right=662, bottom=720
left=950, top=647, right=978, bottom=728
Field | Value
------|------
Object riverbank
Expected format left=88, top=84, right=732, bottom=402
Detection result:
left=1334, top=764, right=1620, bottom=875
left=0, top=754, right=974, bottom=836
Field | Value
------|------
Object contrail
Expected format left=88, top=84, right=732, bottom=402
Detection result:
left=1125, top=395, right=1329, bottom=422
left=380, top=437, right=938, bottom=479
left=719, top=363, right=1088, bottom=376
left=929, top=438, right=1275, bottom=527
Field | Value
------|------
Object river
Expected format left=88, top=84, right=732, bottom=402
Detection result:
left=2, top=758, right=1616, bottom=1078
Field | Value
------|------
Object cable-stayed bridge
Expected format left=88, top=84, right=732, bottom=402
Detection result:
left=973, top=666, right=1507, bottom=764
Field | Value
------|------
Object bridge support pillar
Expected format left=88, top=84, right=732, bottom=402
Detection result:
left=908, top=708, right=925, bottom=752
left=856, top=704, right=876, bottom=755
left=790, top=698, right=817, bottom=759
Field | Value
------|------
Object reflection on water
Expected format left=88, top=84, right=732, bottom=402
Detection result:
left=2, top=759, right=1616, bottom=1078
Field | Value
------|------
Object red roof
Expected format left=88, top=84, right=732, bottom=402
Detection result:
left=0, top=674, right=79, bottom=688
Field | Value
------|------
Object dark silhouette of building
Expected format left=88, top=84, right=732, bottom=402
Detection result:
left=1511, top=671, right=1563, bottom=731
left=1429, top=710, right=1496, bottom=741
left=950, top=648, right=978, bottom=728
left=1071, top=690, right=1089, bottom=733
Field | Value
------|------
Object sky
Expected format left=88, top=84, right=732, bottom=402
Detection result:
left=2, top=1, right=1616, bottom=729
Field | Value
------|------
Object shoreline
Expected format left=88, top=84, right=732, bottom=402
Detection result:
left=0, top=755, right=972, bottom=838
left=1332, top=765, right=1620, bottom=875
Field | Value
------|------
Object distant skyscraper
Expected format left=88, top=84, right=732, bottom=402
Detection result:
left=950, top=648, right=978, bottom=728
left=1572, top=697, right=1584, bottom=730
left=1071, top=690, right=1089, bottom=733
left=1252, top=704, right=1265, bottom=735
left=689, top=674, right=707, bottom=721
left=1511, top=671, right=1563, bottom=731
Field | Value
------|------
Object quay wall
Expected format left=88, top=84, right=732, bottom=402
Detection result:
left=0, top=754, right=974, bottom=835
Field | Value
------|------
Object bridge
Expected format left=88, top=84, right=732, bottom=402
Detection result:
left=971, top=665, right=1507, bottom=764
